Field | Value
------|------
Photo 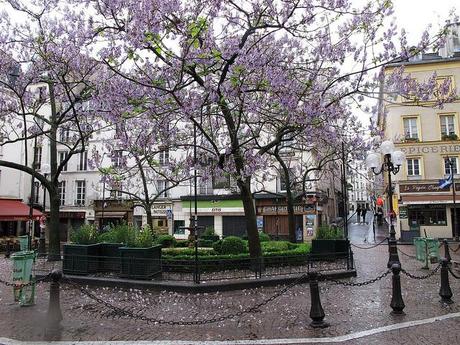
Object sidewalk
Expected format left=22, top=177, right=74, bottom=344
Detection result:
left=0, top=242, right=459, bottom=344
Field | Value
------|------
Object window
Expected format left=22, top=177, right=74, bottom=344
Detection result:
left=157, top=180, right=169, bottom=198
left=159, top=149, right=169, bottom=165
left=279, top=169, right=295, bottom=192
left=407, top=158, right=421, bottom=176
left=75, top=180, right=86, bottom=206
left=440, top=114, right=456, bottom=136
left=33, top=146, right=42, bottom=170
left=213, top=174, right=236, bottom=189
left=110, top=181, right=123, bottom=199
left=58, top=181, right=66, bottom=206
left=444, top=157, right=458, bottom=175
left=403, top=118, right=418, bottom=139
left=59, top=151, right=68, bottom=171
left=59, top=128, right=70, bottom=142
left=279, top=134, right=295, bottom=154
left=408, top=207, right=447, bottom=226
left=111, top=150, right=123, bottom=168
left=78, top=151, right=88, bottom=171
left=33, top=182, right=40, bottom=204
left=199, top=178, right=213, bottom=195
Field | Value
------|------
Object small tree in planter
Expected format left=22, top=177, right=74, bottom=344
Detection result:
left=119, top=226, right=162, bottom=279
left=63, top=225, right=100, bottom=275
left=311, top=226, right=349, bottom=260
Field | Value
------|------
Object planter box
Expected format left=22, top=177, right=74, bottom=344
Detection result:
left=310, top=239, right=349, bottom=260
left=63, top=244, right=100, bottom=275
left=98, top=243, right=123, bottom=272
left=119, top=245, right=162, bottom=279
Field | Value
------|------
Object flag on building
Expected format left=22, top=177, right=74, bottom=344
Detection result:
left=439, top=170, right=454, bottom=189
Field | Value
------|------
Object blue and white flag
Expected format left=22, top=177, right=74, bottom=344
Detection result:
left=439, top=170, right=454, bottom=189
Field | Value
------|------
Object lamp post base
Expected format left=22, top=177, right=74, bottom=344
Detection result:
left=387, top=238, right=400, bottom=268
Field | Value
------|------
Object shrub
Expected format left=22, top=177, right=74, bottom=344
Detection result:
left=258, top=232, right=271, bottom=242
left=197, top=239, right=214, bottom=247
left=203, top=227, right=215, bottom=237
left=70, top=224, right=98, bottom=245
left=212, top=239, right=223, bottom=253
left=99, top=223, right=133, bottom=244
left=157, top=234, right=177, bottom=248
left=261, top=241, right=289, bottom=252
left=220, top=236, right=247, bottom=255
left=135, top=227, right=155, bottom=248
left=175, top=240, right=190, bottom=248
left=162, top=248, right=215, bottom=256
left=315, top=226, right=344, bottom=240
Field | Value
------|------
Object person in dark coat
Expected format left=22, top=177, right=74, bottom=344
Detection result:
left=356, top=204, right=362, bottom=224
left=362, top=205, right=368, bottom=224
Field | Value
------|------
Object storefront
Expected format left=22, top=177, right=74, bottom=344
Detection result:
left=55, top=211, right=86, bottom=241
left=398, top=183, right=456, bottom=240
left=255, top=195, right=317, bottom=242
left=93, top=199, right=134, bottom=229
left=0, top=198, right=42, bottom=238
left=177, top=196, right=245, bottom=238
left=132, top=202, right=172, bottom=233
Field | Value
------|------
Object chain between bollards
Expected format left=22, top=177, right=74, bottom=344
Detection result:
left=390, top=263, right=405, bottom=315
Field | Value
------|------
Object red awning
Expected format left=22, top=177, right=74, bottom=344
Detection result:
left=0, top=199, right=43, bottom=221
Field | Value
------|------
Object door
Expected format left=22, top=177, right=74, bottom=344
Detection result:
left=222, top=216, right=247, bottom=237
left=197, top=216, right=214, bottom=235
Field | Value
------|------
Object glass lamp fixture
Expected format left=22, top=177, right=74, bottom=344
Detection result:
left=380, top=140, right=395, bottom=155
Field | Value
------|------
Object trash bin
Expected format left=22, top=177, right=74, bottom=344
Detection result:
left=413, top=237, right=440, bottom=264
left=18, top=235, right=29, bottom=251
left=11, top=251, right=36, bottom=306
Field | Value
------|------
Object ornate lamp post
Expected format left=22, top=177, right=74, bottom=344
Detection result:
left=366, top=140, right=405, bottom=268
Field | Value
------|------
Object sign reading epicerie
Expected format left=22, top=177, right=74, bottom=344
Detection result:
left=399, top=144, right=460, bottom=155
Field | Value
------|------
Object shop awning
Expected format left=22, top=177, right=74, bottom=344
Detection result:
left=0, top=199, right=43, bottom=221
left=95, top=211, right=127, bottom=218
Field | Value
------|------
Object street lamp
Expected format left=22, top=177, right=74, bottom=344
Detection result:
left=366, top=140, right=405, bottom=268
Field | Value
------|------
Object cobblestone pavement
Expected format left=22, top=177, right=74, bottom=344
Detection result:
left=1, top=226, right=459, bottom=344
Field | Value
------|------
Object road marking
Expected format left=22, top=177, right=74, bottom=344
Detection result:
left=1, top=312, right=459, bottom=345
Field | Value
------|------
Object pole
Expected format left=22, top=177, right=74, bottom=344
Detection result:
left=193, top=122, right=199, bottom=284
left=451, top=158, right=458, bottom=240
left=101, top=178, right=105, bottom=230
left=28, top=137, right=38, bottom=251
left=276, top=197, right=279, bottom=240
left=39, top=174, right=47, bottom=256
left=341, top=142, right=348, bottom=238
left=386, top=154, right=400, bottom=268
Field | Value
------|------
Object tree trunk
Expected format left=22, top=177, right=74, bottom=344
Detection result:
left=48, top=190, right=61, bottom=261
left=145, top=206, right=154, bottom=231
left=286, top=188, right=297, bottom=243
left=238, top=178, right=261, bottom=259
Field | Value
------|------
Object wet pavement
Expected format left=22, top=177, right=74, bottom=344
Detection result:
left=0, top=225, right=459, bottom=344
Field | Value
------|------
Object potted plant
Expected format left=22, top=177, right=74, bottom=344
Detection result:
left=63, top=224, right=100, bottom=275
left=310, top=226, right=349, bottom=260
left=119, top=226, right=162, bottom=279
left=442, top=133, right=458, bottom=141
left=97, top=224, right=129, bottom=272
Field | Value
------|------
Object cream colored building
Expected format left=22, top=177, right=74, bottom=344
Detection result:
left=378, top=33, right=460, bottom=240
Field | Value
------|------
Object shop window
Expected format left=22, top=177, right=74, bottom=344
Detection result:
left=408, top=208, right=447, bottom=226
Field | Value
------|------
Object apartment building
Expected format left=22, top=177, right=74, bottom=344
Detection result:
left=348, top=160, right=372, bottom=212
left=378, top=23, right=460, bottom=241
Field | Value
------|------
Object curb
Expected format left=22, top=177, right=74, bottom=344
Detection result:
left=37, top=269, right=357, bottom=293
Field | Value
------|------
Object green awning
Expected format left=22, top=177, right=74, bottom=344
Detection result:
left=181, top=199, right=243, bottom=209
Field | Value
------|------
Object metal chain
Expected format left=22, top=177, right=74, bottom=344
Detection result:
left=401, top=263, right=441, bottom=280
left=0, top=273, right=50, bottom=288
left=397, top=248, right=417, bottom=259
left=448, top=244, right=460, bottom=253
left=320, top=269, right=391, bottom=287
left=448, top=266, right=460, bottom=279
left=62, top=274, right=308, bottom=325
left=351, top=238, right=387, bottom=250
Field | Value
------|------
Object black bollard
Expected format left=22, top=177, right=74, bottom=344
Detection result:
left=439, top=258, right=453, bottom=304
left=390, top=263, right=405, bottom=315
left=309, top=272, right=329, bottom=328
left=349, top=249, right=354, bottom=270
left=46, top=269, right=63, bottom=337
left=5, top=240, right=10, bottom=258
left=443, top=240, right=451, bottom=263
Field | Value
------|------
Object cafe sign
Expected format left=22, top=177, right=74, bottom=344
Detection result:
left=257, top=204, right=315, bottom=215
left=399, top=183, right=459, bottom=193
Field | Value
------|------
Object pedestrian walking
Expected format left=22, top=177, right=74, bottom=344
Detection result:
left=356, top=204, right=362, bottom=224
left=362, top=205, right=368, bottom=224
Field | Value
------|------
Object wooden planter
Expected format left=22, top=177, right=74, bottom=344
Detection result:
left=98, top=243, right=123, bottom=272
left=119, top=245, right=162, bottom=279
left=63, top=244, right=100, bottom=275
left=310, top=239, right=349, bottom=260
